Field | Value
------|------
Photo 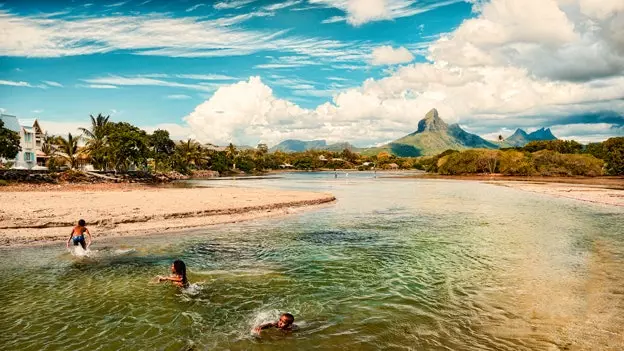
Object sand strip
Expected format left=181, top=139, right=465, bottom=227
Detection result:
left=491, top=181, right=624, bottom=207
left=0, top=186, right=335, bottom=247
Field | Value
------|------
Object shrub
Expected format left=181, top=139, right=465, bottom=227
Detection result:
left=499, top=150, right=535, bottom=176
left=532, top=150, right=604, bottom=176
left=438, top=149, right=495, bottom=175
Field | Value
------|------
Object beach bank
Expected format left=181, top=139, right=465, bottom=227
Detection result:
left=0, top=184, right=336, bottom=247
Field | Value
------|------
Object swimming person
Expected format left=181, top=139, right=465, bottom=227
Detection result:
left=66, top=219, right=92, bottom=250
left=157, top=260, right=189, bottom=288
left=254, top=313, right=296, bottom=335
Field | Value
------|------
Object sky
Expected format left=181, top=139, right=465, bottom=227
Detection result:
left=0, top=0, right=623, bottom=147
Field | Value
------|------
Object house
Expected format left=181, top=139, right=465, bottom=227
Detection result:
left=388, top=163, right=399, bottom=170
left=0, top=114, right=47, bottom=169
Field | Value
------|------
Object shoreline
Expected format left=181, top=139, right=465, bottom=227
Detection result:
left=0, top=184, right=336, bottom=247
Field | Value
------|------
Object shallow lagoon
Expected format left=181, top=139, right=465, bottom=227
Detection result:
left=1, top=173, right=623, bottom=350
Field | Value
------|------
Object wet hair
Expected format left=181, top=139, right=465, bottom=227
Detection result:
left=280, top=313, right=294, bottom=325
left=78, top=219, right=86, bottom=226
left=173, top=260, right=188, bottom=286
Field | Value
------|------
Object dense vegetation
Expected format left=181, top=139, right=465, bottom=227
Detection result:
left=417, top=138, right=624, bottom=176
left=1, top=114, right=623, bottom=177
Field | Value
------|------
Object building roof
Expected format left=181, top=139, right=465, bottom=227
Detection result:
left=0, top=114, right=21, bottom=132
left=19, top=118, right=36, bottom=127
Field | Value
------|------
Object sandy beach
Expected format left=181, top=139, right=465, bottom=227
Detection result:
left=0, top=184, right=335, bottom=247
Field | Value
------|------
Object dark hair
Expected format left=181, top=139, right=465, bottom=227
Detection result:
left=173, top=260, right=188, bottom=286
left=281, top=313, right=294, bottom=325
left=78, top=219, right=86, bottom=226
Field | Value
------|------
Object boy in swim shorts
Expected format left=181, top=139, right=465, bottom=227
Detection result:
left=66, top=219, right=92, bottom=250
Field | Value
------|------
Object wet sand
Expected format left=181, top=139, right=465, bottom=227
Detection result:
left=0, top=185, right=335, bottom=247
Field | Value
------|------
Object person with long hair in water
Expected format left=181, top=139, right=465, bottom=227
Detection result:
left=157, top=259, right=188, bottom=288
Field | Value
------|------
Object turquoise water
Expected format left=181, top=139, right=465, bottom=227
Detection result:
left=1, top=173, right=623, bottom=350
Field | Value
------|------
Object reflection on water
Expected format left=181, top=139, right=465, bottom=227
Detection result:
left=1, top=173, right=623, bottom=350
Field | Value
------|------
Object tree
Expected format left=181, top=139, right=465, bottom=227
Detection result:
left=0, top=119, right=21, bottom=160
left=79, top=113, right=111, bottom=170
left=226, top=143, right=238, bottom=168
left=176, top=139, right=207, bottom=169
left=55, top=133, right=82, bottom=169
left=603, top=137, right=624, bottom=175
left=106, top=122, right=150, bottom=172
left=149, top=129, right=176, bottom=171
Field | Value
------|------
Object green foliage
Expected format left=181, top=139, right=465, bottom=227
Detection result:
left=0, top=179, right=8, bottom=186
left=79, top=114, right=111, bottom=170
left=107, top=122, right=150, bottom=172
left=532, top=150, right=604, bottom=176
left=583, top=142, right=606, bottom=160
left=523, top=140, right=583, bottom=154
left=438, top=149, right=497, bottom=175
left=603, top=137, right=624, bottom=175
left=499, top=150, right=534, bottom=176
left=55, top=133, right=82, bottom=169
left=429, top=148, right=604, bottom=177
left=0, top=119, right=21, bottom=160
left=149, top=129, right=176, bottom=171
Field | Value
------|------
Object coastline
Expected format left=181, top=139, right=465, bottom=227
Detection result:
left=0, top=184, right=336, bottom=247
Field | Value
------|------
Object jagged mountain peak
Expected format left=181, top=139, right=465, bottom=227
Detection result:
left=416, top=108, right=448, bottom=133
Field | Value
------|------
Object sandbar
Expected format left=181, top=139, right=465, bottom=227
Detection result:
left=0, top=184, right=335, bottom=247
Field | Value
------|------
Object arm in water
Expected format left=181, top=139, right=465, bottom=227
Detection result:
left=253, top=322, right=277, bottom=334
left=66, top=228, right=73, bottom=249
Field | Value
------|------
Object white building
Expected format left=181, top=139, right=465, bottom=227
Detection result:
left=0, top=114, right=47, bottom=169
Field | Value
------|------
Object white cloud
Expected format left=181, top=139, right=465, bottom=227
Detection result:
left=32, top=109, right=44, bottom=114
left=83, top=84, right=119, bottom=89
left=82, top=75, right=219, bottom=92
left=371, top=46, right=414, bottom=65
left=166, top=94, right=192, bottom=100
left=0, top=9, right=364, bottom=61
left=264, top=0, right=302, bottom=11
left=43, top=80, right=63, bottom=87
left=185, top=4, right=205, bottom=12
left=313, top=0, right=464, bottom=26
left=321, top=16, right=346, bottom=24
left=0, top=80, right=33, bottom=87
left=214, top=0, right=257, bottom=10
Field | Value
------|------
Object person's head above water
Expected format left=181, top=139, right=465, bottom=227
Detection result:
left=78, top=219, right=86, bottom=226
left=172, top=259, right=188, bottom=284
left=277, top=313, right=294, bottom=329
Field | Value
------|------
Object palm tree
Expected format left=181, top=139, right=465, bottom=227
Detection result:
left=176, top=139, right=208, bottom=168
left=79, top=114, right=110, bottom=170
left=55, top=133, right=81, bottom=169
left=226, top=143, right=238, bottom=169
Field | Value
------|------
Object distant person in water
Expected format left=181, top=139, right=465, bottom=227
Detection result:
left=157, top=260, right=189, bottom=288
left=66, top=219, right=92, bottom=250
left=254, top=313, right=296, bottom=334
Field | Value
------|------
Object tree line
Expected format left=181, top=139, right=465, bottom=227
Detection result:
left=1, top=115, right=623, bottom=176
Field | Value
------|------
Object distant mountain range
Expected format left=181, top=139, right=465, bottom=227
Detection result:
left=270, top=139, right=358, bottom=153
left=499, top=128, right=557, bottom=147
left=268, top=108, right=558, bottom=156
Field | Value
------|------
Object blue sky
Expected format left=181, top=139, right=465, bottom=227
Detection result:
left=1, top=0, right=623, bottom=146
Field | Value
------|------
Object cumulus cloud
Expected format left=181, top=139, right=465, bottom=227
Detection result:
left=371, top=46, right=414, bottom=65
left=181, top=0, right=624, bottom=146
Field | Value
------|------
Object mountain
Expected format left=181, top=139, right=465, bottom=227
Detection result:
left=365, top=108, right=497, bottom=157
left=270, top=139, right=357, bottom=153
left=500, top=127, right=558, bottom=147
